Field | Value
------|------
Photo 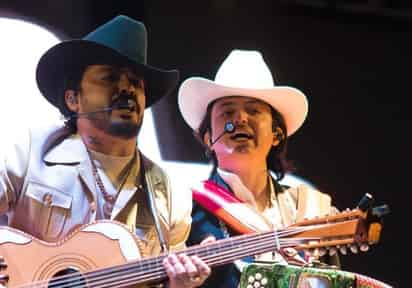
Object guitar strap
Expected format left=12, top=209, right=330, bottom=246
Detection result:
left=142, top=155, right=169, bottom=253
left=191, top=180, right=273, bottom=235
left=192, top=178, right=332, bottom=235
left=118, top=153, right=169, bottom=253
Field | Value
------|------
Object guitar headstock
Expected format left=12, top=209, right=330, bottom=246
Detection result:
left=288, top=194, right=389, bottom=255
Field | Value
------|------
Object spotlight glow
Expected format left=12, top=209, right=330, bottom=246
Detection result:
left=0, top=18, right=61, bottom=131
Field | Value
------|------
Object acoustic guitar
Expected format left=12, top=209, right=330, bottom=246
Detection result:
left=0, top=204, right=388, bottom=288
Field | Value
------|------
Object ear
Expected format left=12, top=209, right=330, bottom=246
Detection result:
left=272, top=127, right=284, bottom=146
left=64, top=90, right=79, bottom=113
left=203, top=130, right=213, bottom=150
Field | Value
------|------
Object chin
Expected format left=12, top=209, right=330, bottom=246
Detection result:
left=233, top=144, right=254, bottom=153
left=107, top=121, right=141, bottom=139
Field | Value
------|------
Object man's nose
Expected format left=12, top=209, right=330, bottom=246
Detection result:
left=118, top=73, right=136, bottom=92
left=233, top=110, right=248, bottom=125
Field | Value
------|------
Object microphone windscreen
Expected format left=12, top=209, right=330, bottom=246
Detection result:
left=224, top=122, right=235, bottom=133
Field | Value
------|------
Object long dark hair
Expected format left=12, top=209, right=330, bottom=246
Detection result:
left=195, top=99, right=295, bottom=181
left=59, top=65, right=88, bottom=133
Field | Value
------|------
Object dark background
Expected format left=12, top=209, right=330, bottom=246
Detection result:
left=1, top=1, right=410, bottom=286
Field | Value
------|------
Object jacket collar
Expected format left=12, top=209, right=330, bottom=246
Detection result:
left=39, top=127, right=96, bottom=201
left=43, top=133, right=88, bottom=164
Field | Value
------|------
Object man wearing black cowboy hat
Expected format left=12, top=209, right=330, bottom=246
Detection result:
left=0, top=15, right=210, bottom=288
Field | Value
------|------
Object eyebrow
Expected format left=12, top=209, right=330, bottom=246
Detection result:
left=216, top=98, right=262, bottom=108
left=216, top=101, right=235, bottom=108
left=92, top=66, right=114, bottom=73
left=94, top=66, right=143, bottom=79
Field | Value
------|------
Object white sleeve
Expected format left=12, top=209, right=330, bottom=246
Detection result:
left=0, top=127, right=31, bottom=216
left=167, top=174, right=193, bottom=252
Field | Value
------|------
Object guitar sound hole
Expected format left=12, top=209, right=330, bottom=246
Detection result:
left=48, top=268, right=87, bottom=288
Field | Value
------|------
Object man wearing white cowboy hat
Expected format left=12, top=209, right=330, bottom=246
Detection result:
left=179, top=49, right=339, bottom=287
left=0, top=15, right=210, bottom=288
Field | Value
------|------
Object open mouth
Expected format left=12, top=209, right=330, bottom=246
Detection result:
left=230, top=132, right=254, bottom=140
left=111, top=90, right=138, bottom=113
left=111, top=97, right=137, bottom=112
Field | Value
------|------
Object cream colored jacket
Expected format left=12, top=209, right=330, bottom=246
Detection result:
left=0, top=124, right=191, bottom=255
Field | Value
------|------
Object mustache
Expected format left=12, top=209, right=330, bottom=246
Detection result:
left=110, top=90, right=140, bottom=113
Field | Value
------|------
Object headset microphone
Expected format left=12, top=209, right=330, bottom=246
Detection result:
left=73, top=107, right=114, bottom=118
left=68, top=100, right=136, bottom=119
left=210, top=121, right=236, bottom=146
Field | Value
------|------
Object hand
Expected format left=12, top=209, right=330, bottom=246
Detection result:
left=163, top=253, right=211, bottom=288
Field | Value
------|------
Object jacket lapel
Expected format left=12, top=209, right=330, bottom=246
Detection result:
left=111, top=153, right=140, bottom=220
left=43, top=133, right=98, bottom=201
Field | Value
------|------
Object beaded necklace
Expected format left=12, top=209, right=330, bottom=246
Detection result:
left=87, top=149, right=137, bottom=218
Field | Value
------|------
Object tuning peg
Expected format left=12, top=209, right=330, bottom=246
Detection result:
left=357, top=193, right=374, bottom=212
left=328, top=247, right=337, bottom=256
left=339, top=245, right=347, bottom=255
left=0, top=274, right=9, bottom=283
left=350, top=244, right=359, bottom=254
left=372, top=204, right=390, bottom=217
left=304, top=248, right=325, bottom=258
left=360, top=244, right=370, bottom=252
left=318, top=247, right=327, bottom=257
left=0, top=257, right=5, bottom=270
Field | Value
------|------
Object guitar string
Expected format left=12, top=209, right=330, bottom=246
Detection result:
left=77, top=220, right=356, bottom=288
left=46, top=239, right=307, bottom=288
left=94, top=240, right=392, bottom=288
left=88, top=239, right=311, bottom=288
left=15, top=227, right=318, bottom=288
left=81, top=239, right=308, bottom=288
left=14, top=226, right=320, bottom=288
left=12, top=229, right=287, bottom=288
left=37, top=239, right=310, bottom=288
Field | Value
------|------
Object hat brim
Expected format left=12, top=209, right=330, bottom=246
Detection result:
left=36, top=40, right=179, bottom=113
left=178, top=77, right=308, bottom=136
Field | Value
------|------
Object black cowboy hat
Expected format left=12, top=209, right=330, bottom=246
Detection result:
left=36, top=15, right=179, bottom=115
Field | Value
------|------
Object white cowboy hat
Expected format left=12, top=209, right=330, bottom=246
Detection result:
left=178, top=49, right=308, bottom=136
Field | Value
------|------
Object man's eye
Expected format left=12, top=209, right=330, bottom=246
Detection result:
left=247, top=107, right=260, bottom=115
left=130, top=78, right=143, bottom=88
left=222, top=110, right=234, bottom=117
left=102, top=73, right=119, bottom=82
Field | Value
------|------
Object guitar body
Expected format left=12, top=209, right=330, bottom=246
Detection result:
left=0, top=220, right=143, bottom=287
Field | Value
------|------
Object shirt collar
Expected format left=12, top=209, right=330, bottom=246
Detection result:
left=217, top=168, right=276, bottom=208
